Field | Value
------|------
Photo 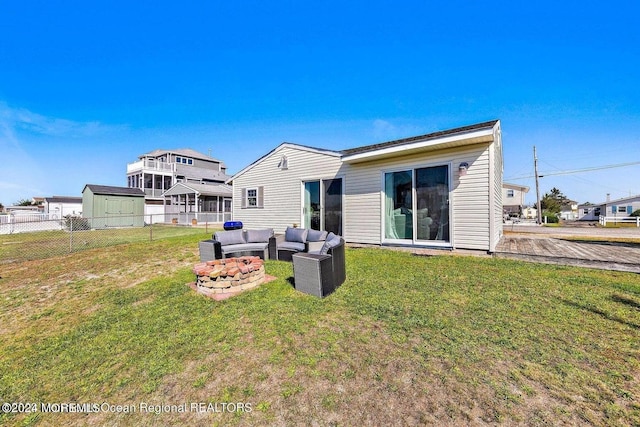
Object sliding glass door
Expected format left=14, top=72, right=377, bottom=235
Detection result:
left=384, top=165, right=450, bottom=245
left=303, top=178, right=343, bottom=235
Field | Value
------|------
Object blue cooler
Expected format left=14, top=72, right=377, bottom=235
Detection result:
left=223, top=221, right=243, bottom=231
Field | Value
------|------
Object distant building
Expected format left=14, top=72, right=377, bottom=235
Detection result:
left=578, top=194, right=640, bottom=220
left=126, top=148, right=232, bottom=220
left=522, top=206, right=537, bottom=220
left=502, top=183, right=529, bottom=217
left=43, top=196, right=83, bottom=218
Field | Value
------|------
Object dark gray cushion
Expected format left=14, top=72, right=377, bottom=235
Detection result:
left=221, top=243, right=268, bottom=253
left=214, top=229, right=246, bottom=246
left=306, top=229, right=328, bottom=242
left=320, top=233, right=341, bottom=255
left=285, top=227, right=308, bottom=243
left=278, top=241, right=306, bottom=252
left=245, top=228, right=273, bottom=243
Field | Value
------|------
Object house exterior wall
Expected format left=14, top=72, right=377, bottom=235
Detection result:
left=340, top=144, right=493, bottom=250
left=231, top=122, right=502, bottom=252
left=490, top=127, right=504, bottom=252
left=232, top=145, right=342, bottom=232
left=44, top=202, right=83, bottom=217
left=579, top=195, right=640, bottom=220
left=502, top=187, right=526, bottom=207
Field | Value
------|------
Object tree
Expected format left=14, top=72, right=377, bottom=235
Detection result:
left=540, top=187, right=571, bottom=214
left=15, top=199, right=33, bottom=206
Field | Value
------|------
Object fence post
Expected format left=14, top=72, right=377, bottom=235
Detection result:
left=150, top=215, right=153, bottom=241
left=69, top=216, right=73, bottom=253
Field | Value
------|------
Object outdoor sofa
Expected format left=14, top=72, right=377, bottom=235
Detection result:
left=199, top=228, right=277, bottom=261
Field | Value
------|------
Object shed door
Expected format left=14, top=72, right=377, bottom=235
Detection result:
left=105, top=198, right=135, bottom=227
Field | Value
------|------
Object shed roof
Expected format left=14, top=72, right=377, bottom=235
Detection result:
left=83, top=184, right=145, bottom=197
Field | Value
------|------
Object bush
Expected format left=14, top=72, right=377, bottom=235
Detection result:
left=64, top=215, right=90, bottom=231
left=630, top=209, right=640, bottom=217
left=543, top=212, right=559, bottom=223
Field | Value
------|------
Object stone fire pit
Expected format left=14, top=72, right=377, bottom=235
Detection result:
left=191, top=256, right=266, bottom=299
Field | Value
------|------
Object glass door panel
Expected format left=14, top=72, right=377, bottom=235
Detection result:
left=415, top=165, right=449, bottom=242
left=323, top=178, right=342, bottom=235
left=304, top=181, right=321, bottom=230
left=384, top=171, right=413, bottom=240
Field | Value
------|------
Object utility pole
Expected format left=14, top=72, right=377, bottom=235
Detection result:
left=534, top=146, right=542, bottom=224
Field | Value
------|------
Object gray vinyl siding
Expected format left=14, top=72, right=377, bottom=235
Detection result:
left=232, top=146, right=342, bottom=233
left=343, top=144, right=493, bottom=250
left=490, top=125, right=503, bottom=252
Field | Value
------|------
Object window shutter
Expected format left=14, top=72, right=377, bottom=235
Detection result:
left=241, top=188, right=247, bottom=208
left=612, top=206, right=617, bottom=214
left=628, top=206, right=633, bottom=214
left=257, top=186, right=264, bottom=208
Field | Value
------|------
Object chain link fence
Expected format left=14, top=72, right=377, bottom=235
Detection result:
left=0, top=213, right=221, bottom=263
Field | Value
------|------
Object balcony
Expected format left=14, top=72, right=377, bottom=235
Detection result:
left=127, top=159, right=174, bottom=174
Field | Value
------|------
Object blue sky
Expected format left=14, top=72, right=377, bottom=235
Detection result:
left=1, top=0, right=639, bottom=206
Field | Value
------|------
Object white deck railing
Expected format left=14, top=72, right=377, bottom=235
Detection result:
left=599, top=216, right=640, bottom=227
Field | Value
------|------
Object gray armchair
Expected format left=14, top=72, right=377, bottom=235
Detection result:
left=292, top=235, right=346, bottom=297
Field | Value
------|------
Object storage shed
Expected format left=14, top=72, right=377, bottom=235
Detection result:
left=82, top=184, right=145, bottom=228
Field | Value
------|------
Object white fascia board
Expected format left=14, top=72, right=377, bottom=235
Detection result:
left=341, top=128, right=495, bottom=164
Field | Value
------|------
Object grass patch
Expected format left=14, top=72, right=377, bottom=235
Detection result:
left=0, top=225, right=210, bottom=263
left=1, top=239, right=638, bottom=425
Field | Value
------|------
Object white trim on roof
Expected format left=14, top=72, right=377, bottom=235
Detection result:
left=341, top=128, right=495, bottom=164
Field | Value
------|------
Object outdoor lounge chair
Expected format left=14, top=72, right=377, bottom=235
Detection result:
left=291, top=234, right=346, bottom=297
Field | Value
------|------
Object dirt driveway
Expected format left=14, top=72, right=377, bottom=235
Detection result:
left=496, top=224, right=640, bottom=273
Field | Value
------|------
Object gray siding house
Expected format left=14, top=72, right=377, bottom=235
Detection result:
left=578, top=194, right=640, bottom=220
left=229, top=120, right=504, bottom=252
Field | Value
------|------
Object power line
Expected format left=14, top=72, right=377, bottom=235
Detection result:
left=505, top=160, right=640, bottom=181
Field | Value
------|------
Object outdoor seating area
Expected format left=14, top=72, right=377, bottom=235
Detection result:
left=198, top=226, right=347, bottom=297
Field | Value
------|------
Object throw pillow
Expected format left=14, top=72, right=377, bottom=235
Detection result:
left=320, top=232, right=340, bottom=255
left=245, top=228, right=274, bottom=243
left=285, top=227, right=308, bottom=243
left=306, top=229, right=328, bottom=242
left=214, top=229, right=246, bottom=246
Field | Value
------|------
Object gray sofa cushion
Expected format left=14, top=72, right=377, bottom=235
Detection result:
left=320, top=233, right=341, bottom=255
left=285, top=227, right=308, bottom=243
left=221, top=243, right=268, bottom=254
left=245, top=228, right=274, bottom=243
left=307, top=229, right=328, bottom=242
left=214, top=229, right=246, bottom=245
left=278, top=241, right=306, bottom=252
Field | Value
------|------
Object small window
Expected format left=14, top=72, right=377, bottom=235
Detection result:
left=242, top=187, right=263, bottom=208
left=594, top=207, right=600, bottom=216
left=176, top=156, right=182, bottom=163
left=507, top=189, right=514, bottom=198
left=187, top=158, right=193, bottom=165
left=247, top=189, right=257, bottom=207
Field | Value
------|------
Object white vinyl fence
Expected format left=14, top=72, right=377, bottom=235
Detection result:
left=598, top=216, right=640, bottom=227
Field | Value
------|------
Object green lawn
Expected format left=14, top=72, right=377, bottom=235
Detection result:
left=0, top=234, right=638, bottom=426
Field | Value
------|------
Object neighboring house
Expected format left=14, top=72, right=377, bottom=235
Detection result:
left=522, top=206, right=537, bottom=220
left=559, top=201, right=578, bottom=221
left=578, top=194, right=640, bottom=220
left=229, top=120, right=503, bottom=252
left=502, top=183, right=529, bottom=217
left=82, top=184, right=145, bottom=228
left=43, top=196, right=83, bottom=218
left=126, top=148, right=232, bottom=220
